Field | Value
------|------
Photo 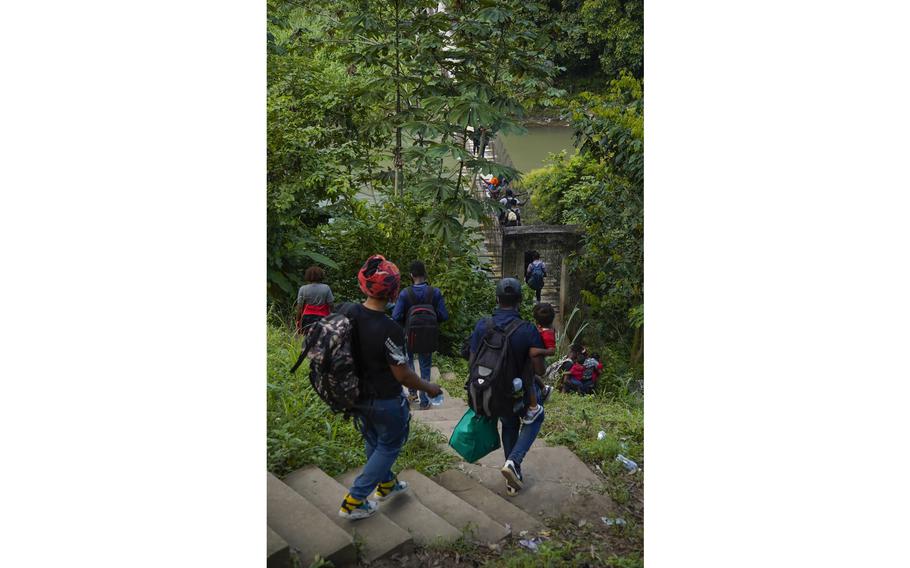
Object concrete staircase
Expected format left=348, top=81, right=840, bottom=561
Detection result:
left=414, top=370, right=619, bottom=525
left=266, top=366, right=615, bottom=566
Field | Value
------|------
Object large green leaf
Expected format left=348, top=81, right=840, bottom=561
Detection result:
left=298, top=250, right=339, bottom=269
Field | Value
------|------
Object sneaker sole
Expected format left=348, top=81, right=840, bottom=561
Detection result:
left=338, top=509, right=376, bottom=520
left=501, top=464, right=523, bottom=490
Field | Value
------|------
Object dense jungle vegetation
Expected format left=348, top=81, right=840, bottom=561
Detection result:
left=267, top=2, right=644, bottom=564
left=266, top=0, right=643, bottom=367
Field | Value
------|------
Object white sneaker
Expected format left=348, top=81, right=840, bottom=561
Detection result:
left=501, top=459, right=523, bottom=491
left=521, top=404, right=544, bottom=425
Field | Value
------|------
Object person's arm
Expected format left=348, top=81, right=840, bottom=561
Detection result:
left=529, top=346, right=556, bottom=358
left=390, top=293, right=406, bottom=323
left=390, top=363, right=441, bottom=396
left=434, top=289, right=449, bottom=322
left=294, top=287, right=307, bottom=314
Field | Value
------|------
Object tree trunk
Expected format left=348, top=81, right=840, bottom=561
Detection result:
left=393, top=0, right=403, bottom=196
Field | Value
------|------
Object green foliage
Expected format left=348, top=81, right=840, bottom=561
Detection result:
left=522, top=73, right=643, bottom=352
left=267, top=325, right=456, bottom=477
left=535, top=0, right=643, bottom=83
left=266, top=0, right=559, bottom=302
left=308, top=193, right=497, bottom=354
left=267, top=31, right=387, bottom=299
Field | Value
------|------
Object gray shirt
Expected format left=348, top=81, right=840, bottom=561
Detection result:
left=296, top=283, right=334, bottom=306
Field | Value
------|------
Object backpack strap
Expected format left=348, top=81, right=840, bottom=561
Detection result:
left=503, top=318, right=524, bottom=338
left=483, top=317, right=496, bottom=336
left=290, top=333, right=315, bottom=374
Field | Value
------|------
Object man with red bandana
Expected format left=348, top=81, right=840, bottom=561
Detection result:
left=338, top=255, right=443, bottom=520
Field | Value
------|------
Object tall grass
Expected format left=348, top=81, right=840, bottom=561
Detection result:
left=267, top=325, right=456, bottom=478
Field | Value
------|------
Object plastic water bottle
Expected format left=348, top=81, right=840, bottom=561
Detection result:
left=430, top=392, right=445, bottom=407
left=512, top=378, right=526, bottom=413
left=615, top=454, right=639, bottom=473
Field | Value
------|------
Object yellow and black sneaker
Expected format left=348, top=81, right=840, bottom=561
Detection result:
left=372, top=477, right=409, bottom=502
left=338, top=493, right=378, bottom=520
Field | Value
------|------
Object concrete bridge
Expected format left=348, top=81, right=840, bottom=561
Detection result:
left=467, top=136, right=583, bottom=330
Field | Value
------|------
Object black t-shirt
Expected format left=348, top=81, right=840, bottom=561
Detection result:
left=349, top=303, right=408, bottom=400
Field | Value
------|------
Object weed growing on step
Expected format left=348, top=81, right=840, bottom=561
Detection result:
left=267, top=325, right=456, bottom=477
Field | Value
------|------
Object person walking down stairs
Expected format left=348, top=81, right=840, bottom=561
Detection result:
left=338, top=255, right=443, bottom=520
left=468, top=278, right=546, bottom=497
left=392, top=260, right=449, bottom=410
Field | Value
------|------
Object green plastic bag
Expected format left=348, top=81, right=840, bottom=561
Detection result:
left=448, top=408, right=501, bottom=463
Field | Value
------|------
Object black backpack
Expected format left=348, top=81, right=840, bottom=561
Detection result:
left=466, top=318, right=524, bottom=417
left=404, top=287, right=440, bottom=354
left=289, top=303, right=362, bottom=415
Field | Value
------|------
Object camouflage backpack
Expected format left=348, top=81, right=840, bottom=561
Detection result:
left=290, top=304, right=362, bottom=414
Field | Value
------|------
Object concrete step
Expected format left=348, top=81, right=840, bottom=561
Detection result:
left=267, top=525, right=290, bottom=568
left=335, top=469, right=462, bottom=546
left=459, top=446, right=619, bottom=525
left=406, top=363, right=440, bottom=381
left=283, top=466, right=413, bottom=563
left=440, top=384, right=467, bottom=406
left=397, top=469, right=510, bottom=544
left=419, top=418, right=460, bottom=439
left=266, top=473, right=356, bottom=566
left=433, top=469, right=543, bottom=535
left=412, top=404, right=469, bottom=424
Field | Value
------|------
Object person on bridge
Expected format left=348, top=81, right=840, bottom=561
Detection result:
left=392, top=260, right=449, bottom=410
left=499, top=189, right=522, bottom=227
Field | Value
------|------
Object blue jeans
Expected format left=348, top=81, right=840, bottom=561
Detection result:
left=565, top=378, right=594, bottom=395
left=407, top=352, right=433, bottom=405
left=348, top=395, right=411, bottom=500
left=499, top=384, right=543, bottom=472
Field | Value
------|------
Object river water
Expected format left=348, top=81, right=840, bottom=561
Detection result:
left=499, top=125, right=576, bottom=174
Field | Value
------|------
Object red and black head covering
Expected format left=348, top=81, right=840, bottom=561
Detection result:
left=357, top=254, right=401, bottom=300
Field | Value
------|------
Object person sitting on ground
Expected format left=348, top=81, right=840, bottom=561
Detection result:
left=528, top=302, right=556, bottom=404
left=294, top=265, right=334, bottom=335
left=561, top=348, right=587, bottom=394
left=392, top=260, right=449, bottom=409
left=338, top=255, right=443, bottom=521
left=468, top=278, right=545, bottom=496
left=582, top=352, right=604, bottom=386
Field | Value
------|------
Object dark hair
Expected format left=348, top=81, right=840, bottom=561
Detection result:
left=506, top=189, right=514, bottom=197
left=410, top=260, right=427, bottom=278
left=591, top=352, right=600, bottom=361
left=304, top=265, right=325, bottom=283
left=532, top=303, right=555, bottom=327
left=532, top=251, right=540, bottom=260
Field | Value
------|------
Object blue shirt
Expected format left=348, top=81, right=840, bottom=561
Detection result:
left=469, top=308, right=544, bottom=381
left=392, top=282, right=449, bottom=324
